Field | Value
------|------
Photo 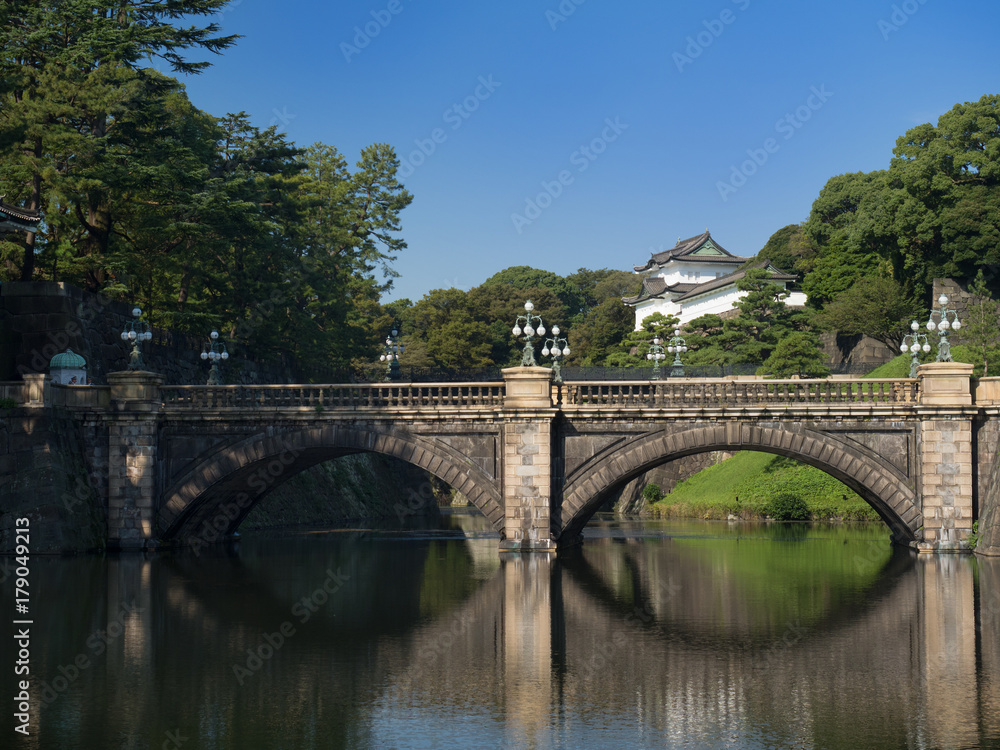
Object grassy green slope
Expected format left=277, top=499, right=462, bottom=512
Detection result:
left=650, top=450, right=879, bottom=521
left=649, top=338, right=993, bottom=522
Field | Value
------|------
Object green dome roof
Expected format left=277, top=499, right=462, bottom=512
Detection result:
left=49, top=348, right=87, bottom=369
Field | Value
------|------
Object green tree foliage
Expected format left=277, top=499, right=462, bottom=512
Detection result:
left=816, top=276, right=923, bottom=350
left=566, top=298, right=634, bottom=366
left=387, top=267, right=637, bottom=371
left=0, top=0, right=237, bottom=281
left=802, top=95, right=1000, bottom=310
left=757, top=332, right=830, bottom=379
left=955, top=270, right=1000, bottom=377
left=684, top=269, right=817, bottom=367
left=292, top=142, right=413, bottom=369
left=0, top=3, right=412, bottom=375
left=563, top=268, right=640, bottom=324
left=888, top=95, right=1000, bottom=299
left=481, top=266, right=583, bottom=317
left=802, top=171, right=894, bottom=308
left=604, top=311, right=680, bottom=367
left=755, top=224, right=818, bottom=276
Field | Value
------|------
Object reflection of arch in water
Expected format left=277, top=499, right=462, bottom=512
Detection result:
left=557, top=535, right=918, bottom=649
left=154, top=535, right=982, bottom=749
left=157, top=426, right=503, bottom=541
left=558, top=424, right=920, bottom=544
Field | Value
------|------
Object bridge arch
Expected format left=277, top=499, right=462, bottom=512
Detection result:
left=558, top=422, right=921, bottom=544
left=157, top=424, right=503, bottom=542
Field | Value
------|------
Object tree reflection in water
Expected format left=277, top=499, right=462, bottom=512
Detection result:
left=5, top=513, right=999, bottom=750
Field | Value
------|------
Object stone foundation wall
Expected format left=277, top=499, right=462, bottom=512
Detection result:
left=976, top=415, right=1000, bottom=556
left=0, top=408, right=107, bottom=554
left=0, top=281, right=297, bottom=385
left=820, top=332, right=895, bottom=368
left=605, top=451, right=733, bottom=514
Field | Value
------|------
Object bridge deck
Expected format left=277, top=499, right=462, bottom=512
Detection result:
left=6, top=376, right=934, bottom=412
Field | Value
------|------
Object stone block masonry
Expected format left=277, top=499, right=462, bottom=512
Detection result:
left=0, top=281, right=299, bottom=385
left=918, top=417, right=974, bottom=549
left=917, top=362, right=976, bottom=552
left=0, top=409, right=106, bottom=554
left=500, top=368, right=557, bottom=552
left=107, top=371, right=163, bottom=549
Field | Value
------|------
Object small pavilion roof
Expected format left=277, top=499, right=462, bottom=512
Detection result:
left=633, top=230, right=749, bottom=273
left=0, top=198, right=41, bottom=233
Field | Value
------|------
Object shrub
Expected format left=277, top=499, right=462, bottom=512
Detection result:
left=768, top=492, right=810, bottom=521
left=967, top=520, right=980, bottom=549
left=641, top=483, right=663, bottom=504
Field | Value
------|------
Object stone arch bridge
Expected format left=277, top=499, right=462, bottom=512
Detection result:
left=24, top=361, right=1000, bottom=554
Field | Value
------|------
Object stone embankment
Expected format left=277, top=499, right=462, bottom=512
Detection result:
left=0, top=281, right=441, bottom=553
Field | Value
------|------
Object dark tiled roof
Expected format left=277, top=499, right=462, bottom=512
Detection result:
left=622, top=277, right=699, bottom=304
left=633, top=230, right=750, bottom=272
left=0, top=198, right=42, bottom=228
left=673, top=259, right=797, bottom=302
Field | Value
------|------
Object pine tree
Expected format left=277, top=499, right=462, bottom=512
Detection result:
left=956, top=270, right=1000, bottom=377
left=0, top=0, right=237, bottom=281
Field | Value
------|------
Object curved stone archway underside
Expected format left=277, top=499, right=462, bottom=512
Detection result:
left=158, top=425, right=503, bottom=541
left=558, top=423, right=921, bottom=544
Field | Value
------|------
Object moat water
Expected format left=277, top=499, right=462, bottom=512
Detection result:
left=4, top=510, right=1000, bottom=749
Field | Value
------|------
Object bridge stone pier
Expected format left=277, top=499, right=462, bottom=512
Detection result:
left=18, top=361, right=1000, bottom=555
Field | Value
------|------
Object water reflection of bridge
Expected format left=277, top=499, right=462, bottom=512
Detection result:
left=30, top=530, right=1000, bottom=749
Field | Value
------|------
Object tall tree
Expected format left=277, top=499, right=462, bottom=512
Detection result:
left=758, top=332, right=830, bottom=379
left=604, top=311, right=679, bottom=367
left=481, top=266, right=581, bottom=319
left=817, top=276, right=923, bottom=350
left=294, top=142, right=412, bottom=369
left=888, top=94, right=1000, bottom=299
left=684, top=269, right=816, bottom=367
left=755, top=224, right=818, bottom=275
left=956, top=270, right=1000, bottom=377
left=566, top=297, right=634, bottom=366
left=563, top=267, right=639, bottom=325
left=802, top=171, right=895, bottom=308
left=0, top=0, right=237, bottom=282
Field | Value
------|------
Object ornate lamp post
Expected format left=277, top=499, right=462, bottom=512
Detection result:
left=512, top=300, right=546, bottom=366
left=900, top=320, right=931, bottom=377
left=925, top=293, right=962, bottom=362
left=120, top=306, right=153, bottom=371
left=646, top=336, right=667, bottom=380
left=200, top=330, right=229, bottom=385
left=667, top=328, right=688, bottom=378
left=380, top=327, right=404, bottom=380
left=541, top=326, right=570, bottom=384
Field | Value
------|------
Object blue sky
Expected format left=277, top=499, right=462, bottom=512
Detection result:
left=178, top=0, right=1000, bottom=302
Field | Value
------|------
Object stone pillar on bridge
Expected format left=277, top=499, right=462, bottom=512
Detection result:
left=107, top=371, right=163, bottom=550
left=917, top=362, right=975, bottom=552
left=500, top=367, right=557, bottom=552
